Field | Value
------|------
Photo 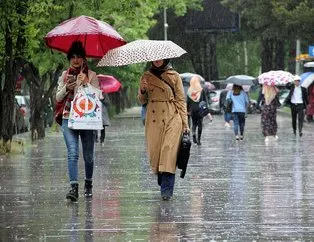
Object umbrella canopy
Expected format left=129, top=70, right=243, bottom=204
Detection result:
left=97, top=74, right=122, bottom=94
left=225, top=75, right=255, bottom=86
left=44, top=15, right=126, bottom=58
left=225, top=83, right=251, bottom=92
left=179, top=73, right=215, bottom=95
left=301, top=72, right=314, bottom=88
left=304, top=62, right=314, bottom=68
left=179, top=73, right=205, bottom=86
left=205, top=82, right=215, bottom=91
left=258, top=70, right=294, bottom=86
left=97, top=39, right=187, bottom=66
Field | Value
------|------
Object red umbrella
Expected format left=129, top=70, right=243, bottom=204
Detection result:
left=97, top=74, right=122, bottom=94
left=44, top=15, right=126, bottom=58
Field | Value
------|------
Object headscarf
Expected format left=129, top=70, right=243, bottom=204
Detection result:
left=187, top=76, right=202, bottom=102
left=263, top=84, right=278, bottom=105
left=149, top=59, right=172, bottom=78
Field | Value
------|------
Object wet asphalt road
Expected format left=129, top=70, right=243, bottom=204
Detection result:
left=1, top=110, right=314, bottom=241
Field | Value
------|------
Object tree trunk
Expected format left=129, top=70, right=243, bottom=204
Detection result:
left=275, top=40, right=285, bottom=70
left=261, top=38, right=274, bottom=72
left=23, top=63, right=45, bottom=140
left=209, top=34, right=219, bottom=80
left=1, top=21, right=15, bottom=148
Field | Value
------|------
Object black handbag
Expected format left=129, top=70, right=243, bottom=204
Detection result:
left=177, top=132, right=191, bottom=178
left=199, top=101, right=210, bottom=117
left=224, top=98, right=233, bottom=113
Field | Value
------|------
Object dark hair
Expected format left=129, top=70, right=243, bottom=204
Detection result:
left=67, top=41, right=86, bottom=60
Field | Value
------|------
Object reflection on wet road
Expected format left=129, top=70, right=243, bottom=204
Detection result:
left=1, top=113, right=314, bottom=240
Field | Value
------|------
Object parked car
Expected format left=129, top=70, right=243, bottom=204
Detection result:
left=15, top=95, right=30, bottom=132
left=207, top=89, right=223, bottom=114
left=278, top=89, right=290, bottom=106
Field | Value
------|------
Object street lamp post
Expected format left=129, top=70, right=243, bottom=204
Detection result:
left=163, top=7, right=168, bottom=40
left=296, top=39, right=301, bottom=75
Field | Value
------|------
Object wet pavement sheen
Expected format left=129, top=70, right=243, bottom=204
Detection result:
left=1, top=112, right=314, bottom=241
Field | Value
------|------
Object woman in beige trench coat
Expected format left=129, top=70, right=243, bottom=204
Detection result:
left=138, top=59, right=189, bottom=200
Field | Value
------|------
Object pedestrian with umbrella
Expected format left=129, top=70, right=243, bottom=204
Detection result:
left=46, top=15, right=126, bottom=202
left=97, top=74, right=122, bottom=144
left=224, top=75, right=253, bottom=140
left=284, top=75, right=308, bottom=137
left=186, top=75, right=210, bottom=145
left=257, top=70, right=296, bottom=141
left=55, top=41, right=100, bottom=201
left=98, top=39, right=189, bottom=200
left=226, top=84, right=249, bottom=140
left=138, top=59, right=189, bottom=201
left=260, top=85, right=280, bottom=143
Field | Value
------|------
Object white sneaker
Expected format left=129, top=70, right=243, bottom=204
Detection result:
left=225, top=123, right=231, bottom=128
left=275, top=135, right=278, bottom=140
left=235, top=135, right=240, bottom=140
left=265, top=136, right=269, bottom=142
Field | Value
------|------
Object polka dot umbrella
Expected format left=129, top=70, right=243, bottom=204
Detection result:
left=97, top=39, right=187, bottom=66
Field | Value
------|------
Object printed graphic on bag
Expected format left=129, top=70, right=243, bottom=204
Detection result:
left=68, top=85, right=103, bottom=130
left=73, top=93, right=98, bottom=117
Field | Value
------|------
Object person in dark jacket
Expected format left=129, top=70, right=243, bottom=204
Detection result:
left=220, top=89, right=232, bottom=127
left=284, top=75, right=308, bottom=136
left=186, top=76, right=209, bottom=145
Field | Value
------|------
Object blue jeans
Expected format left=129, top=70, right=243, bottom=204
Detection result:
left=224, top=112, right=232, bottom=122
left=160, top=172, right=175, bottom=197
left=232, top=112, right=246, bottom=136
left=62, top=119, right=95, bottom=184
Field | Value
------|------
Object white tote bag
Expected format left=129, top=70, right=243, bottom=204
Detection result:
left=68, top=84, right=103, bottom=130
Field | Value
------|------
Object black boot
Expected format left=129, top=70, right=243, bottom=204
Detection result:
left=66, top=184, right=78, bottom=202
left=84, top=180, right=93, bottom=198
left=197, top=139, right=201, bottom=146
left=192, top=135, right=197, bottom=144
left=197, top=132, right=202, bottom=145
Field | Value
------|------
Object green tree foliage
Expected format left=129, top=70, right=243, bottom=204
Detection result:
left=220, top=0, right=314, bottom=72
left=272, top=0, right=314, bottom=41
left=0, top=0, right=200, bottom=149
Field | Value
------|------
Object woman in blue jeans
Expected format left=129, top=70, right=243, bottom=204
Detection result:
left=56, top=41, right=100, bottom=201
left=226, top=85, right=249, bottom=140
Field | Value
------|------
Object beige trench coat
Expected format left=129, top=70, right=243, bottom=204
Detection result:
left=138, top=70, right=188, bottom=174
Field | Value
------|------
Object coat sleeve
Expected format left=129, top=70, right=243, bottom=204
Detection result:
left=137, top=74, right=148, bottom=105
left=56, top=71, right=68, bottom=102
left=89, top=71, right=100, bottom=89
left=186, top=96, right=191, bottom=113
left=174, top=74, right=188, bottom=130
left=283, top=89, right=293, bottom=106
left=302, top=87, right=309, bottom=106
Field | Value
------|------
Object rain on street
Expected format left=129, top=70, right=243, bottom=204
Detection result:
left=1, top=110, right=314, bottom=241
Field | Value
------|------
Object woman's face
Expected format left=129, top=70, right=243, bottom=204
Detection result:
left=70, top=55, right=84, bottom=68
left=152, top=60, right=164, bottom=67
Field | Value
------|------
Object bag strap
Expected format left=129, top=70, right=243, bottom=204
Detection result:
left=153, top=74, right=176, bottom=98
